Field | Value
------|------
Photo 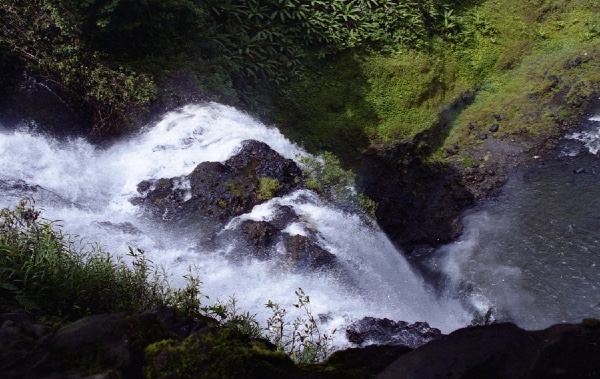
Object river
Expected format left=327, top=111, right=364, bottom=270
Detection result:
left=0, top=101, right=598, bottom=347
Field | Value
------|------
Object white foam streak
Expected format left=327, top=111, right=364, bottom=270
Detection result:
left=0, top=102, right=469, bottom=340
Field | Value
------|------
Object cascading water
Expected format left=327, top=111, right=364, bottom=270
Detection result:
left=0, top=102, right=470, bottom=347
left=425, top=111, right=600, bottom=329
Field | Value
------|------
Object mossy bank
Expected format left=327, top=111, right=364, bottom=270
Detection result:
left=271, top=0, right=600, bottom=250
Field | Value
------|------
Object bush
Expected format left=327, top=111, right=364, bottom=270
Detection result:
left=0, top=1, right=157, bottom=133
left=0, top=0, right=470, bottom=133
left=300, top=152, right=377, bottom=218
left=0, top=201, right=336, bottom=363
left=0, top=199, right=200, bottom=321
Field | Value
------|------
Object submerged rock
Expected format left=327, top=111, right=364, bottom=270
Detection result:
left=283, top=234, right=337, bottom=271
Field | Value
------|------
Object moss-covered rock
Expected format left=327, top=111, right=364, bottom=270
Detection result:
left=133, top=140, right=303, bottom=222
left=145, top=327, right=304, bottom=379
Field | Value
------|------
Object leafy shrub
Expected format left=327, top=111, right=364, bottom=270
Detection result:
left=0, top=1, right=156, bottom=133
left=265, top=288, right=336, bottom=364
left=0, top=0, right=470, bottom=132
left=300, top=152, right=377, bottom=218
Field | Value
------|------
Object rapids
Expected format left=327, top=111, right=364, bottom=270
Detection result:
left=2, top=101, right=600, bottom=345
left=0, top=103, right=470, bottom=347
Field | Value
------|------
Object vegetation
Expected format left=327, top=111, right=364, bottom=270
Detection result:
left=300, top=152, right=377, bottom=218
left=274, top=0, right=600, bottom=165
left=257, top=177, right=282, bottom=201
left=1, top=0, right=470, bottom=133
left=207, top=289, right=336, bottom=364
left=2, top=1, right=599, bottom=168
left=0, top=200, right=335, bottom=362
left=0, top=199, right=202, bottom=321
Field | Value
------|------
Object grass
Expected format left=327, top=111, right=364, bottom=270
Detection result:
left=0, top=199, right=201, bottom=322
left=272, top=0, right=600, bottom=166
left=0, top=200, right=336, bottom=363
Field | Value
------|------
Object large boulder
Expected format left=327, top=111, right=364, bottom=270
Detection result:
left=133, top=140, right=303, bottom=222
left=376, top=321, right=600, bottom=379
left=0, top=312, right=174, bottom=379
left=346, top=317, right=442, bottom=349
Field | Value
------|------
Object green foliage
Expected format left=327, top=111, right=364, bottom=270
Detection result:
left=0, top=0, right=471, bottom=133
left=201, top=289, right=337, bottom=364
left=264, top=288, right=335, bottom=364
left=145, top=327, right=296, bottom=379
left=0, top=199, right=200, bottom=321
left=300, top=152, right=377, bottom=219
left=196, top=0, right=468, bottom=84
left=204, top=296, right=262, bottom=339
left=257, top=177, right=282, bottom=201
left=300, top=153, right=354, bottom=202
left=0, top=1, right=156, bottom=133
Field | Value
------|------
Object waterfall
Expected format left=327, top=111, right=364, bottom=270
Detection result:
left=0, top=102, right=470, bottom=346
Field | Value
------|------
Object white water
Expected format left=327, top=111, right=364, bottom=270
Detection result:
left=0, top=103, right=470, bottom=344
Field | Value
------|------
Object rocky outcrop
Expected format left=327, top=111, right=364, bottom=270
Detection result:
left=2, top=308, right=599, bottom=378
left=133, top=140, right=303, bottom=222
left=377, top=320, right=600, bottom=379
left=356, top=146, right=474, bottom=252
left=346, top=317, right=442, bottom=349
left=283, top=234, right=338, bottom=271
left=0, top=310, right=175, bottom=378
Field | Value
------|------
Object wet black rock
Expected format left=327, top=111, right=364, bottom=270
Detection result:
left=346, top=317, right=442, bottom=349
left=356, top=145, right=474, bottom=252
left=133, top=140, right=303, bottom=222
left=241, top=220, right=278, bottom=258
left=94, top=221, right=142, bottom=235
left=564, top=56, right=582, bottom=69
left=548, top=75, right=559, bottom=89
left=1, top=312, right=173, bottom=379
left=377, top=322, right=600, bottom=379
left=225, top=140, right=302, bottom=194
left=283, top=234, right=337, bottom=271
left=489, top=124, right=499, bottom=133
left=269, top=205, right=300, bottom=230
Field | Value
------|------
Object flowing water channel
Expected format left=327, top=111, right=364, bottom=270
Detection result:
left=424, top=111, right=600, bottom=329
left=1, top=101, right=599, bottom=347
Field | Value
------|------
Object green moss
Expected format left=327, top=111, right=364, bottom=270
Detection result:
left=257, top=177, right=282, bottom=201
left=225, top=182, right=244, bottom=198
left=274, top=53, right=375, bottom=159
left=217, top=199, right=227, bottom=209
left=145, top=328, right=299, bottom=379
left=271, top=0, right=600, bottom=170
left=305, top=178, right=323, bottom=193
